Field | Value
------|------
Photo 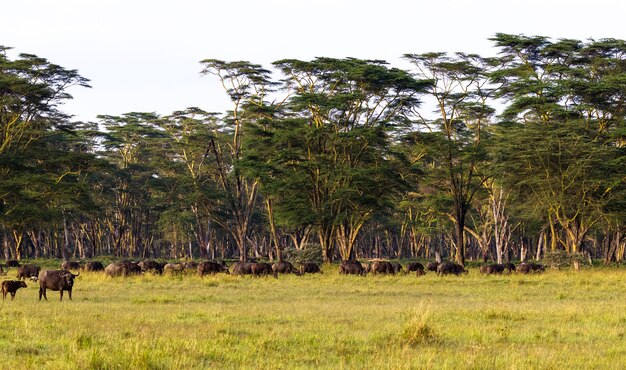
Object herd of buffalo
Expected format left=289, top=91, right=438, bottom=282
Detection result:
left=0, top=258, right=546, bottom=301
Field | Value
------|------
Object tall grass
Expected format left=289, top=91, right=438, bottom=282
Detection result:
left=1, top=265, right=625, bottom=369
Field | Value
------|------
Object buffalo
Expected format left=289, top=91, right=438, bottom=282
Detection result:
left=184, top=262, right=198, bottom=271
left=0, top=266, right=5, bottom=276
left=38, top=269, right=79, bottom=301
left=437, top=261, right=467, bottom=276
left=163, top=263, right=185, bottom=274
left=406, top=262, right=425, bottom=273
left=299, top=262, right=322, bottom=275
left=504, top=262, right=516, bottom=272
left=2, top=280, right=27, bottom=301
left=272, top=261, right=300, bottom=276
left=517, top=262, right=545, bottom=274
left=5, top=260, right=19, bottom=268
left=121, top=261, right=141, bottom=275
left=105, top=262, right=129, bottom=277
left=138, top=260, right=164, bottom=274
left=339, top=260, right=365, bottom=275
left=82, top=261, right=105, bottom=272
left=480, top=263, right=513, bottom=274
left=198, top=261, right=230, bottom=276
left=370, top=261, right=395, bottom=275
left=251, top=262, right=275, bottom=278
left=61, top=261, right=82, bottom=270
left=231, top=262, right=253, bottom=275
left=426, top=261, right=439, bottom=272
left=391, top=262, right=403, bottom=274
left=17, top=264, right=40, bottom=281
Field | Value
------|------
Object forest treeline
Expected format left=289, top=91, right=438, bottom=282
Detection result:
left=1, top=34, right=625, bottom=265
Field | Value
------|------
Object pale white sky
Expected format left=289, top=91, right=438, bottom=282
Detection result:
left=3, top=0, right=626, bottom=122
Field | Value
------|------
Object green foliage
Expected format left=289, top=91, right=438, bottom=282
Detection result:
left=542, top=250, right=589, bottom=269
left=282, top=243, right=323, bottom=264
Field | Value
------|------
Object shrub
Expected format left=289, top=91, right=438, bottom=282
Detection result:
left=283, top=243, right=323, bottom=264
left=543, top=250, right=588, bottom=269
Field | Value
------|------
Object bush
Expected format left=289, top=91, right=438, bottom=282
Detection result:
left=282, top=243, right=323, bottom=264
left=542, top=250, right=588, bottom=269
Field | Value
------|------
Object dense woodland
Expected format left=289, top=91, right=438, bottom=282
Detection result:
left=1, top=34, right=626, bottom=265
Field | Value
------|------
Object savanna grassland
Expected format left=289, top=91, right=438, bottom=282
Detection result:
left=1, top=265, right=625, bottom=369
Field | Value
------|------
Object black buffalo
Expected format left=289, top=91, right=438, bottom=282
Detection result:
left=61, top=261, right=82, bottom=270
left=38, top=270, right=79, bottom=301
left=2, top=280, right=27, bottom=301
left=299, top=262, right=322, bottom=275
left=370, top=261, right=395, bottom=275
left=391, top=262, right=403, bottom=274
left=479, top=264, right=495, bottom=275
left=517, top=262, right=545, bottom=274
left=406, top=262, right=425, bottom=273
left=272, top=261, right=300, bottom=276
left=17, top=264, right=40, bottom=281
left=138, top=260, right=164, bottom=274
left=198, top=261, right=230, bottom=276
left=251, top=262, right=275, bottom=278
left=339, top=260, right=365, bottom=275
left=504, top=262, right=516, bottom=272
left=231, top=262, right=253, bottom=275
left=122, top=261, right=142, bottom=275
left=437, top=261, right=467, bottom=276
left=82, top=261, right=105, bottom=272
left=5, top=260, right=20, bottom=268
left=426, top=261, right=439, bottom=272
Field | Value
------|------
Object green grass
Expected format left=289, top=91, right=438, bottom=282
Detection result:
left=1, top=265, right=625, bottom=369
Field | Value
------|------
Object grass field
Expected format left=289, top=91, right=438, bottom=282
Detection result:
left=1, top=263, right=625, bottom=369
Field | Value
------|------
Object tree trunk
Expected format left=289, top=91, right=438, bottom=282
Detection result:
left=454, top=210, right=466, bottom=266
left=265, top=198, right=282, bottom=261
left=319, top=226, right=335, bottom=263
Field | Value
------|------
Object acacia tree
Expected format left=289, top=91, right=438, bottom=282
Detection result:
left=248, top=58, right=430, bottom=262
left=200, top=60, right=276, bottom=262
left=0, top=46, right=91, bottom=259
left=490, top=34, right=626, bottom=253
left=98, top=113, right=166, bottom=257
left=404, top=52, right=494, bottom=266
left=158, top=108, right=223, bottom=258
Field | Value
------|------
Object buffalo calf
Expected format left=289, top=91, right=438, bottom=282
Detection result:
left=2, top=280, right=27, bottom=301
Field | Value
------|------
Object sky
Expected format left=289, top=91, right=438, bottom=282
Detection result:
left=3, top=0, right=626, bottom=122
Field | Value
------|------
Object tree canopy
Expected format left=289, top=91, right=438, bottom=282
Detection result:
left=1, top=35, right=625, bottom=264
